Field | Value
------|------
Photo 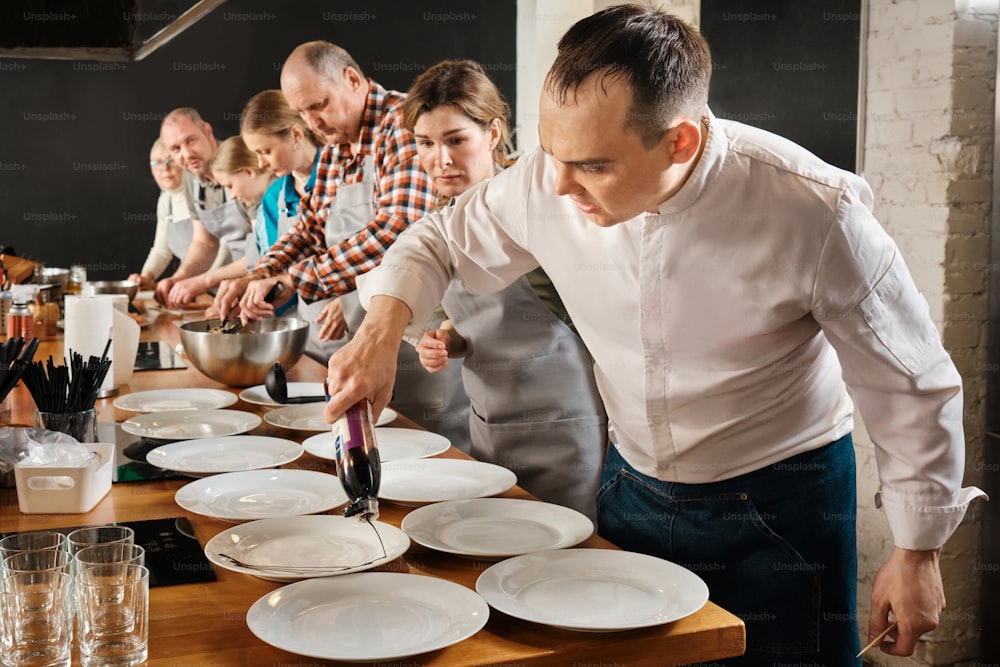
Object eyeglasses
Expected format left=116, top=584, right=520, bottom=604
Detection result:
left=149, top=158, right=173, bottom=168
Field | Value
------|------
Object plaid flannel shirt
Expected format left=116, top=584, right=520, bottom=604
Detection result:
left=252, top=80, right=435, bottom=302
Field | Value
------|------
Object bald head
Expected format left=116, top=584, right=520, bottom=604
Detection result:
left=280, top=41, right=369, bottom=145
left=160, top=107, right=217, bottom=177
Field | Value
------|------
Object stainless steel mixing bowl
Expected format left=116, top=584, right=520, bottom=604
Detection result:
left=178, top=317, right=310, bottom=387
left=83, top=280, right=139, bottom=302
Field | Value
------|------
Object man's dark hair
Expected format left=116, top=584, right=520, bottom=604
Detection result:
left=545, top=4, right=712, bottom=148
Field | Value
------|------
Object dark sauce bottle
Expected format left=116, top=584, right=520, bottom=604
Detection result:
left=333, top=399, right=381, bottom=521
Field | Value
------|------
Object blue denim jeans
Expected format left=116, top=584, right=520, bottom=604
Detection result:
left=596, top=434, right=861, bottom=667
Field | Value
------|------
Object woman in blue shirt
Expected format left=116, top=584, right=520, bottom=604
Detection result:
left=235, top=89, right=347, bottom=351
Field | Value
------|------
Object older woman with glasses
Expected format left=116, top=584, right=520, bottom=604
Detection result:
left=128, top=138, right=230, bottom=289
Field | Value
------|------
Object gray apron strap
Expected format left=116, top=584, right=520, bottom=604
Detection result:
left=165, top=216, right=194, bottom=261
left=243, top=233, right=260, bottom=268
left=442, top=277, right=607, bottom=519
left=193, top=179, right=252, bottom=261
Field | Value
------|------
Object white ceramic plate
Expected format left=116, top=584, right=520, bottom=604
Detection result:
left=145, top=435, right=301, bottom=476
left=301, top=427, right=449, bottom=462
left=174, top=469, right=347, bottom=522
left=476, top=549, right=709, bottom=632
left=114, top=388, right=237, bottom=413
left=238, top=383, right=325, bottom=407
left=379, top=459, right=517, bottom=505
left=402, top=498, right=593, bottom=558
left=121, top=409, right=261, bottom=440
left=204, top=515, right=410, bottom=582
left=264, top=403, right=398, bottom=432
left=246, top=572, right=489, bottom=661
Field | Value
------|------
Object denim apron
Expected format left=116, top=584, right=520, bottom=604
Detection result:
left=192, top=178, right=251, bottom=262
left=442, top=276, right=607, bottom=518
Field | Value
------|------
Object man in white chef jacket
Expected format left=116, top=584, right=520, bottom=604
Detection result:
left=320, top=5, right=986, bottom=666
left=156, top=107, right=251, bottom=308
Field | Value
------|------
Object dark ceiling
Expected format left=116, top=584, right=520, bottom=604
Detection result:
left=0, top=0, right=224, bottom=61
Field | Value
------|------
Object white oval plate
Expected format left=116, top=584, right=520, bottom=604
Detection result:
left=247, top=572, right=489, bottom=661
left=145, top=435, right=301, bottom=476
left=302, top=426, right=449, bottom=462
left=264, top=403, right=397, bottom=432
left=204, top=515, right=410, bottom=582
left=401, top=498, right=593, bottom=558
left=238, top=382, right=325, bottom=407
left=121, top=409, right=261, bottom=440
left=174, top=469, right=347, bottom=522
left=379, top=459, right=517, bottom=505
left=476, top=549, right=709, bottom=632
left=114, top=388, right=236, bottom=413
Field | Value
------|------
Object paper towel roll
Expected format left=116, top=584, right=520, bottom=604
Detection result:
left=112, top=308, right=140, bottom=385
left=64, top=295, right=116, bottom=394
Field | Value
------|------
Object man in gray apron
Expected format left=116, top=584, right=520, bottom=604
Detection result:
left=156, top=107, right=252, bottom=308
left=213, top=41, right=469, bottom=447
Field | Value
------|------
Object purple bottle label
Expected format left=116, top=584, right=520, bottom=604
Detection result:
left=334, top=401, right=371, bottom=457
left=343, top=403, right=367, bottom=450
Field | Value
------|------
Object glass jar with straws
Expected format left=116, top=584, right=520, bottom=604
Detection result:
left=21, top=341, right=112, bottom=443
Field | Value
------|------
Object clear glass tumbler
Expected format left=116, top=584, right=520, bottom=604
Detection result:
left=35, top=408, right=98, bottom=444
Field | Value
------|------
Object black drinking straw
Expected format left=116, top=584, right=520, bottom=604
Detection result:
left=22, top=342, right=112, bottom=413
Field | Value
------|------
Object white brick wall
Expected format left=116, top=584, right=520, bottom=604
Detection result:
left=863, top=1, right=995, bottom=665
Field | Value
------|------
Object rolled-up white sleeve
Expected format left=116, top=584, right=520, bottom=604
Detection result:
left=814, top=182, right=986, bottom=550
left=358, top=158, right=540, bottom=342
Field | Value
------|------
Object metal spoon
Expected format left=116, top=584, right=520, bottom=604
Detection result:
left=264, top=363, right=325, bottom=404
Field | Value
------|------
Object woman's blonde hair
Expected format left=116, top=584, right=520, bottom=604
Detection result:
left=240, top=89, right=324, bottom=148
left=208, top=136, right=267, bottom=175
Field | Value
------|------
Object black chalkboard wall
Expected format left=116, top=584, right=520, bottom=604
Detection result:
left=700, top=0, right=862, bottom=172
left=1, top=0, right=862, bottom=280
left=0, top=0, right=516, bottom=279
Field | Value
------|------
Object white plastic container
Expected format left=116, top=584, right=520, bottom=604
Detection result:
left=14, top=442, right=114, bottom=514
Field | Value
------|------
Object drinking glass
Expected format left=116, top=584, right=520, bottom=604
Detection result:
left=74, top=544, right=145, bottom=573
left=0, top=532, right=68, bottom=561
left=35, top=408, right=98, bottom=444
left=2, top=550, right=73, bottom=577
left=0, top=569, right=74, bottom=667
left=66, top=526, right=134, bottom=558
left=75, top=564, right=148, bottom=666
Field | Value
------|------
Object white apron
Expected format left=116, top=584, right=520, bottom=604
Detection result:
left=297, top=155, right=470, bottom=447
left=442, top=275, right=608, bottom=518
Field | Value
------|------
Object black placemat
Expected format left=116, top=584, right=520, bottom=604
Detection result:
left=1, top=517, right=216, bottom=588
left=134, top=341, right=187, bottom=371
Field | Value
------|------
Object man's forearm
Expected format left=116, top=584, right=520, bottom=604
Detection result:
left=356, top=295, right=413, bottom=347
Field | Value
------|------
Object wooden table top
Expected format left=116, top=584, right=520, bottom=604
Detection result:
left=0, top=300, right=746, bottom=666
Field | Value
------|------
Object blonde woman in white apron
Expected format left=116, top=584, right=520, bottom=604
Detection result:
left=406, top=60, right=608, bottom=519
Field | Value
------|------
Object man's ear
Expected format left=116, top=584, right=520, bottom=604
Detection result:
left=343, top=66, right=364, bottom=91
left=665, top=119, right=702, bottom=165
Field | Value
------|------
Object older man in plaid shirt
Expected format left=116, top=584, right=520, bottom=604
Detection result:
left=214, top=40, right=469, bottom=443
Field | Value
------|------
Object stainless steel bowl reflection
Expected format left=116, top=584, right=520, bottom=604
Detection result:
left=179, top=317, right=310, bottom=387
left=40, top=267, right=70, bottom=290
left=84, top=280, right=139, bottom=302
